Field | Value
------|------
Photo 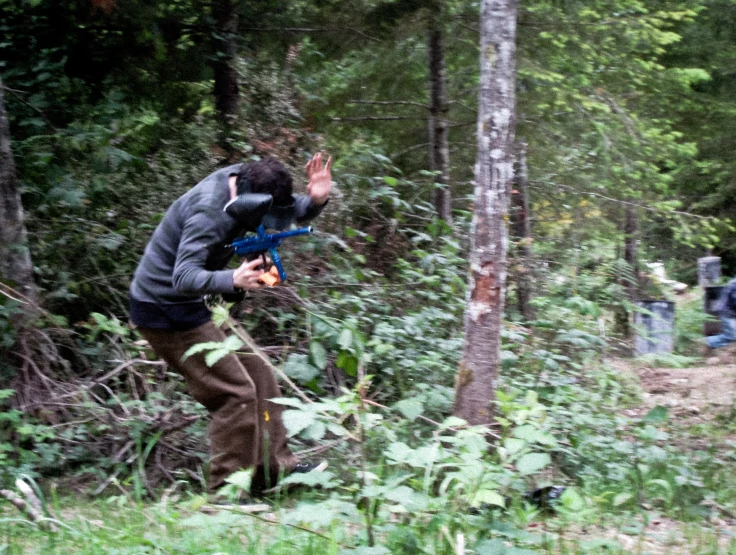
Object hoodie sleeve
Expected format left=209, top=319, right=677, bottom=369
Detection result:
left=172, top=205, right=237, bottom=295
left=294, top=195, right=329, bottom=224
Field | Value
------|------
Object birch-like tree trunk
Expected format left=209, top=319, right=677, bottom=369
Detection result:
left=427, top=12, right=452, bottom=223
left=0, top=75, right=36, bottom=301
left=454, top=0, right=517, bottom=426
left=212, top=0, right=239, bottom=124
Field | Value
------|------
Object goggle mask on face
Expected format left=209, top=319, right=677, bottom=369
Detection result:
left=223, top=174, right=297, bottom=231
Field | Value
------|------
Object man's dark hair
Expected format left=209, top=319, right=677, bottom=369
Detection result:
left=237, top=158, right=293, bottom=205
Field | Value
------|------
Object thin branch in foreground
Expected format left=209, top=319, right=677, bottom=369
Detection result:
left=330, top=115, right=424, bottom=122
left=234, top=509, right=354, bottom=549
left=0, top=489, right=56, bottom=532
left=241, top=26, right=380, bottom=42
left=347, top=100, right=428, bottom=109
left=226, top=317, right=314, bottom=405
left=531, top=180, right=712, bottom=220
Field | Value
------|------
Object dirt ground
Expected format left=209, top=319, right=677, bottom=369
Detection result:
left=564, top=356, right=736, bottom=554
left=609, top=356, right=736, bottom=420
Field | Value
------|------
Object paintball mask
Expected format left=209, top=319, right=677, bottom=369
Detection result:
left=223, top=172, right=297, bottom=231
left=224, top=194, right=298, bottom=231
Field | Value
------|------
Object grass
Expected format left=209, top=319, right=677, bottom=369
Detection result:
left=1, top=494, right=342, bottom=554
left=3, top=489, right=736, bottom=554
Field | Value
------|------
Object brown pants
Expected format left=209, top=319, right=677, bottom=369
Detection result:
left=137, top=321, right=298, bottom=493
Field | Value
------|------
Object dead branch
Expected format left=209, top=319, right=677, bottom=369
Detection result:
left=0, top=487, right=56, bottom=532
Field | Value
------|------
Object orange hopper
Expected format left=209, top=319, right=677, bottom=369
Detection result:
left=258, top=266, right=281, bottom=287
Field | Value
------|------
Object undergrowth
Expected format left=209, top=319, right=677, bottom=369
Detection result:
left=2, top=152, right=734, bottom=553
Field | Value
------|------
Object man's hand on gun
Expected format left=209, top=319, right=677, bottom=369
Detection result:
left=233, top=257, right=279, bottom=290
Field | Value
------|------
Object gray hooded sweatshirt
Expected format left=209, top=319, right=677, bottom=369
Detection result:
left=129, top=165, right=323, bottom=325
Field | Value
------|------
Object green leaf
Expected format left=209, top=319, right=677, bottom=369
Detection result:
left=282, top=410, right=317, bottom=437
left=642, top=405, right=669, bottom=424
left=515, top=453, right=551, bottom=475
left=336, top=351, right=358, bottom=376
left=284, top=354, right=320, bottom=382
left=384, top=486, right=430, bottom=511
left=224, top=469, right=253, bottom=491
left=472, top=489, right=505, bottom=508
left=394, top=399, right=424, bottom=421
left=182, top=336, right=243, bottom=364
left=560, top=488, right=585, bottom=511
left=383, top=176, right=398, bottom=187
left=205, top=348, right=231, bottom=367
left=309, top=341, right=328, bottom=370
left=476, top=539, right=507, bottom=555
left=302, top=420, right=327, bottom=441
left=338, top=328, right=353, bottom=349
left=503, top=438, right=526, bottom=455
left=613, top=492, right=633, bottom=507
left=386, top=442, right=414, bottom=463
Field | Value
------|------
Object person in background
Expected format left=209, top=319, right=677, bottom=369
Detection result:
left=705, top=276, right=736, bottom=350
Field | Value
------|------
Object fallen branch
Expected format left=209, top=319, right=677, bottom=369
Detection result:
left=0, top=488, right=56, bottom=532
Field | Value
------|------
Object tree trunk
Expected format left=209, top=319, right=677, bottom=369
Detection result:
left=511, top=141, right=533, bottom=321
left=623, top=203, right=639, bottom=301
left=0, top=75, right=36, bottom=302
left=454, top=0, right=517, bottom=426
left=212, top=0, right=239, bottom=125
left=427, top=12, right=452, bottom=223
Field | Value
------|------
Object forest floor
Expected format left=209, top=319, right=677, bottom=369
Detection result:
left=557, top=356, right=736, bottom=554
left=5, top=356, right=736, bottom=553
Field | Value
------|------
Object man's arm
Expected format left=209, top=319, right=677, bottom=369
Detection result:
left=172, top=207, right=237, bottom=295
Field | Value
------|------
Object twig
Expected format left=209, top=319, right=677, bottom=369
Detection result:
left=0, top=282, right=46, bottom=315
left=233, top=506, right=354, bottom=548
left=531, top=180, right=712, bottom=220
left=361, top=399, right=503, bottom=439
left=241, top=26, right=380, bottom=42
left=392, top=142, right=430, bottom=158
left=0, top=489, right=56, bottom=532
left=347, top=100, right=428, bottom=109
left=330, top=115, right=424, bottom=122
left=294, top=438, right=348, bottom=457
left=2, top=86, right=58, bottom=131
left=227, top=317, right=314, bottom=405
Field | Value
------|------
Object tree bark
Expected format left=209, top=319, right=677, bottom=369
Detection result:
left=0, top=75, right=36, bottom=302
left=511, top=141, right=533, bottom=321
left=623, top=203, right=639, bottom=301
left=212, top=0, right=239, bottom=125
left=427, top=12, right=452, bottom=223
left=454, top=0, right=517, bottom=426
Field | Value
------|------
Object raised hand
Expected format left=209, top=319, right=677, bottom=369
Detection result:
left=305, top=152, right=332, bottom=206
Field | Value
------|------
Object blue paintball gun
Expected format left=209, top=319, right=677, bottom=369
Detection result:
left=231, top=225, right=312, bottom=282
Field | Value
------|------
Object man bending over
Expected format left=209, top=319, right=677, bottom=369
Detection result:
left=129, top=154, right=332, bottom=498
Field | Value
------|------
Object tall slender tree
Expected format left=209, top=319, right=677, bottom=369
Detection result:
left=427, top=10, right=452, bottom=223
left=454, top=0, right=517, bottom=426
left=212, top=0, right=240, bottom=125
left=0, top=76, right=36, bottom=303
left=511, top=141, right=533, bottom=321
